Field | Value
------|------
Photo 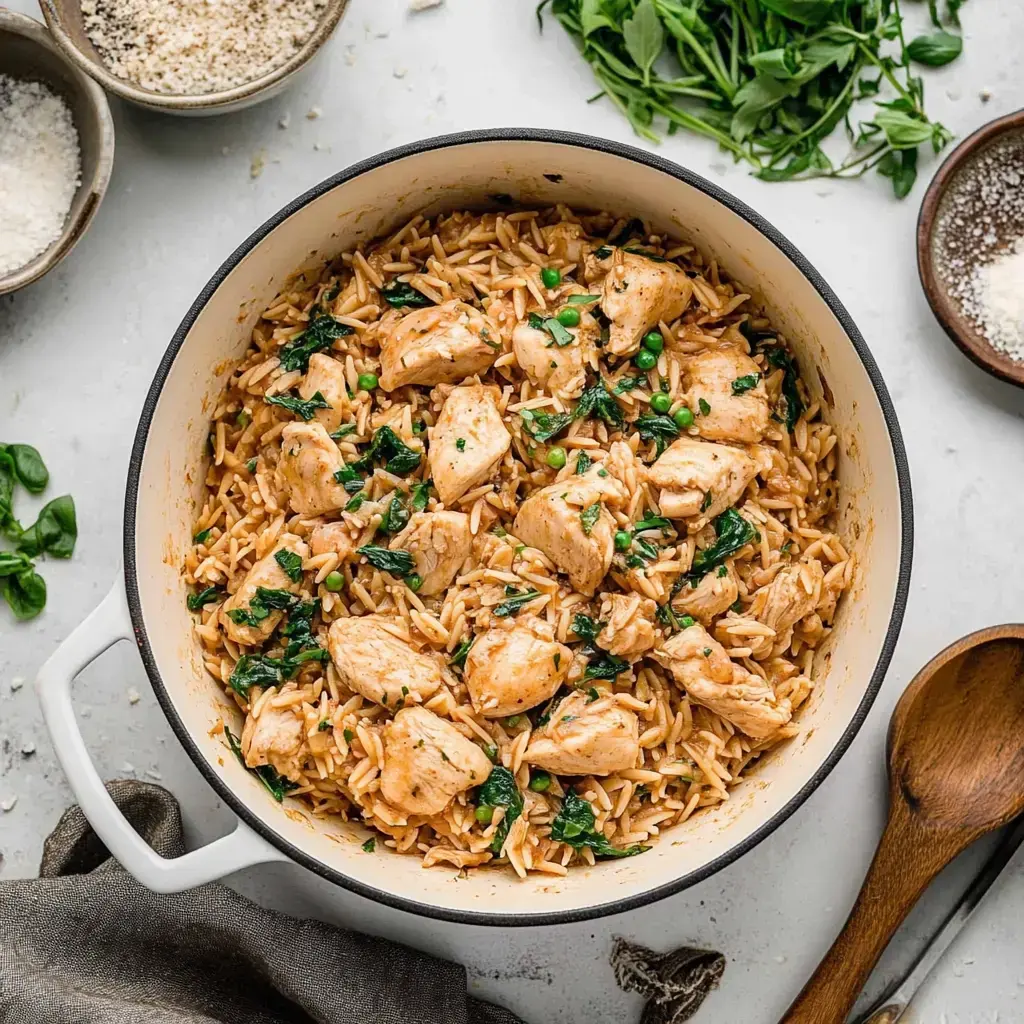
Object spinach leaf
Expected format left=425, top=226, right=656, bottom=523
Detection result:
left=274, top=549, right=304, bottom=583
left=477, top=765, right=524, bottom=854
left=584, top=650, right=630, bottom=681
left=520, top=408, right=573, bottom=443
left=330, top=423, right=358, bottom=441
left=575, top=382, right=623, bottom=428
left=226, top=586, right=297, bottom=627
left=357, top=545, right=416, bottom=577
left=380, top=493, right=410, bottom=535
left=580, top=502, right=601, bottom=536
left=550, top=792, right=648, bottom=858
left=763, top=346, right=805, bottom=431
left=16, top=495, right=77, bottom=559
left=634, top=515, right=671, bottom=532
left=592, top=246, right=613, bottom=260
left=352, top=425, right=422, bottom=475
left=566, top=293, right=601, bottom=304
left=731, top=373, right=761, bottom=395
left=634, top=414, right=679, bottom=456
left=2, top=567, right=46, bottom=620
left=574, top=451, right=593, bottom=475
left=411, top=480, right=431, bottom=512
left=229, top=654, right=286, bottom=698
left=698, top=398, right=711, bottom=416
left=265, top=390, right=330, bottom=421
left=361, top=837, right=376, bottom=853
left=528, top=312, right=574, bottom=347
left=381, top=281, right=434, bottom=308
left=571, top=613, right=601, bottom=644
left=187, top=586, right=222, bottom=612
left=5, top=444, right=48, bottom=493
left=689, top=508, right=759, bottom=579
left=493, top=587, right=541, bottom=617
left=449, top=635, right=475, bottom=669
left=223, top=724, right=299, bottom=802
left=280, top=600, right=324, bottom=659
left=623, top=247, right=667, bottom=263
left=907, top=30, right=962, bottom=67
left=0, top=448, right=20, bottom=539
left=333, top=464, right=365, bottom=493
left=278, top=315, right=353, bottom=373
left=194, top=528, right=212, bottom=545
left=607, top=218, right=643, bottom=247
left=612, top=375, right=646, bottom=394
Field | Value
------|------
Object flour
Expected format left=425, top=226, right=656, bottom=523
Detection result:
left=0, top=75, right=81, bottom=278
left=966, top=241, right=1024, bottom=360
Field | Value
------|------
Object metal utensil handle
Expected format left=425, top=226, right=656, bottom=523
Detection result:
left=854, top=816, right=1024, bottom=1024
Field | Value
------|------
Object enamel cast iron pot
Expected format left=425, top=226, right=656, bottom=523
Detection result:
left=36, top=130, right=912, bottom=925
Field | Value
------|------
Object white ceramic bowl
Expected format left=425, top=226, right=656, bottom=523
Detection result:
left=38, top=130, right=912, bottom=925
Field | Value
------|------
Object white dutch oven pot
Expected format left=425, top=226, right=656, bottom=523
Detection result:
left=37, top=130, right=913, bottom=925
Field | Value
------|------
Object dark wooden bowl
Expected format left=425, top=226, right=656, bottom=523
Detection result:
left=917, top=109, right=1024, bottom=389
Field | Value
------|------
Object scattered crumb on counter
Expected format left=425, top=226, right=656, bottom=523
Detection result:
left=980, top=87, right=993, bottom=102
left=1, top=797, right=17, bottom=813
left=306, top=106, right=322, bottom=120
left=278, top=113, right=291, bottom=129
left=127, top=687, right=140, bottom=705
left=10, top=678, right=23, bottom=692
left=393, top=67, right=407, bottom=78
left=250, top=152, right=265, bottom=180
left=410, top=0, right=444, bottom=10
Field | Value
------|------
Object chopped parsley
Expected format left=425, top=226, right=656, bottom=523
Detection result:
left=731, top=373, right=761, bottom=395
left=580, top=502, right=601, bottom=536
left=456, top=437, right=466, bottom=452
left=193, top=528, right=212, bottom=545
left=318, top=719, right=333, bottom=732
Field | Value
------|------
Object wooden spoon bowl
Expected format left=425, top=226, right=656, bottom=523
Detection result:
left=781, top=625, right=1024, bottom=1023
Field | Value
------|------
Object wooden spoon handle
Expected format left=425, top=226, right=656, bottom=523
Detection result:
left=779, top=803, right=956, bottom=1024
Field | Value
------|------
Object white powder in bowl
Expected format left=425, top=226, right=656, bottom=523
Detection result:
left=0, top=75, right=82, bottom=278
left=965, top=241, right=1024, bottom=360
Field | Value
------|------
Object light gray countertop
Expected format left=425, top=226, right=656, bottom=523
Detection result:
left=2, top=1, right=1023, bottom=1021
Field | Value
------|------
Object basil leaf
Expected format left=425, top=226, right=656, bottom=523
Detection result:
left=906, top=30, right=962, bottom=67
left=381, top=281, right=434, bottom=308
left=274, top=549, right=304, bottom=583
left=357, top=545, right=415, bottom=577
left=278, top=315, right=353, bottom=373
left=265, top=390, right=330, bottom=421
left=877, top=147, right=918, bottom=200
left=17, top=495, right=77, bottom=559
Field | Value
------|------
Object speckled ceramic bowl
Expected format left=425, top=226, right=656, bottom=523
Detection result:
left=0, top=10, right=113, bottom=296
left=38, top=0, right=349, bottom=115
left=38, top=131, right=913, bottom=925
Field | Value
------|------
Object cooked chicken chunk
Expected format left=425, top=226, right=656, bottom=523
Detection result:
left=647, top=438, right=771, bottom=528
left=511, top=311, right=597, bottom=399
left=464, top=615, right=571, bottom=718
left=750, top=561, right=824, bottom=634
left=391, top=511, right=472, bottom=596
left=380, top=707, right=493, bottom=816
left=544, top=221, right=588, bottom=265
left=428, top=384, right=511, bottom=506
left=309, top=521, right=354, bottom=563
left=512, top=464, right=627, bottom=596
left=672, top=564, right=739, bottom=624
left=597, top=592, right=658, bottom=657
left=298, top=352, right=350, bottom=433
left=524, top=691, right=639, bottom=776
left=326, top=615, right=442, bottom=708
left=378, top=300, right=500, bottom=391
left=242, top=705, right=304, bottom=782
left=278, top=422, right=349, bottom=516
left=653, top=624, right=791, bottom=739
left=599, top=252, right=693, bottom=357
left=684, top=347, right=770, bottom=444
left=220, top=534, right=308, bottom=646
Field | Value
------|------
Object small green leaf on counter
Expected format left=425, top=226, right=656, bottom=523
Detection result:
left=16, top=495, right=77, bottom=559
left=907, top=30, right=962, bottom=67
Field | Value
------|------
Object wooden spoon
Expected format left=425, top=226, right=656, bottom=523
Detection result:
left=780, top=625, right=1024, bottom=1024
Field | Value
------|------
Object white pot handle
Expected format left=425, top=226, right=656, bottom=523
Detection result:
left=36, top=577, right=287, bottom=892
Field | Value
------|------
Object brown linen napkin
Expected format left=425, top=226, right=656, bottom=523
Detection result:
left=0, top=780, right=726, bottom=1024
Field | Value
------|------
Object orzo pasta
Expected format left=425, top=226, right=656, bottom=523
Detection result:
left=184, top=204, right=851, bottom=877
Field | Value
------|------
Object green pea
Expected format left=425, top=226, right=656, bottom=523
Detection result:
left=324, top=571, right=345, bottom=592
left=614, top=529, right=632, bottom=552
left=642, top=331, right=664, bottom=353
left=357, top=372, right=379, bottom=392
left=546, top=446, right=567, bottom=469
left=556, top=306, right=581, bottom=328
left=528, top=771, right=552, bottom=793
left=406, top=574, right=423, bottom=592
left=635, top=349, right=657, bottom=371
left=505, top=715, right=523, bottom=727
left=541, top=267, right=561, bottom=288
left=650, top=392, right=671, bottom=414
left=673, top=406, right=695, bottom=429
left=680, top=615, right=695, bottom=628
left=475, top=804, right=494, bottom=824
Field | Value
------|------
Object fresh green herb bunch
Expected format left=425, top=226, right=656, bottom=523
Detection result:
left=537, top=0, right=967, bottom=197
